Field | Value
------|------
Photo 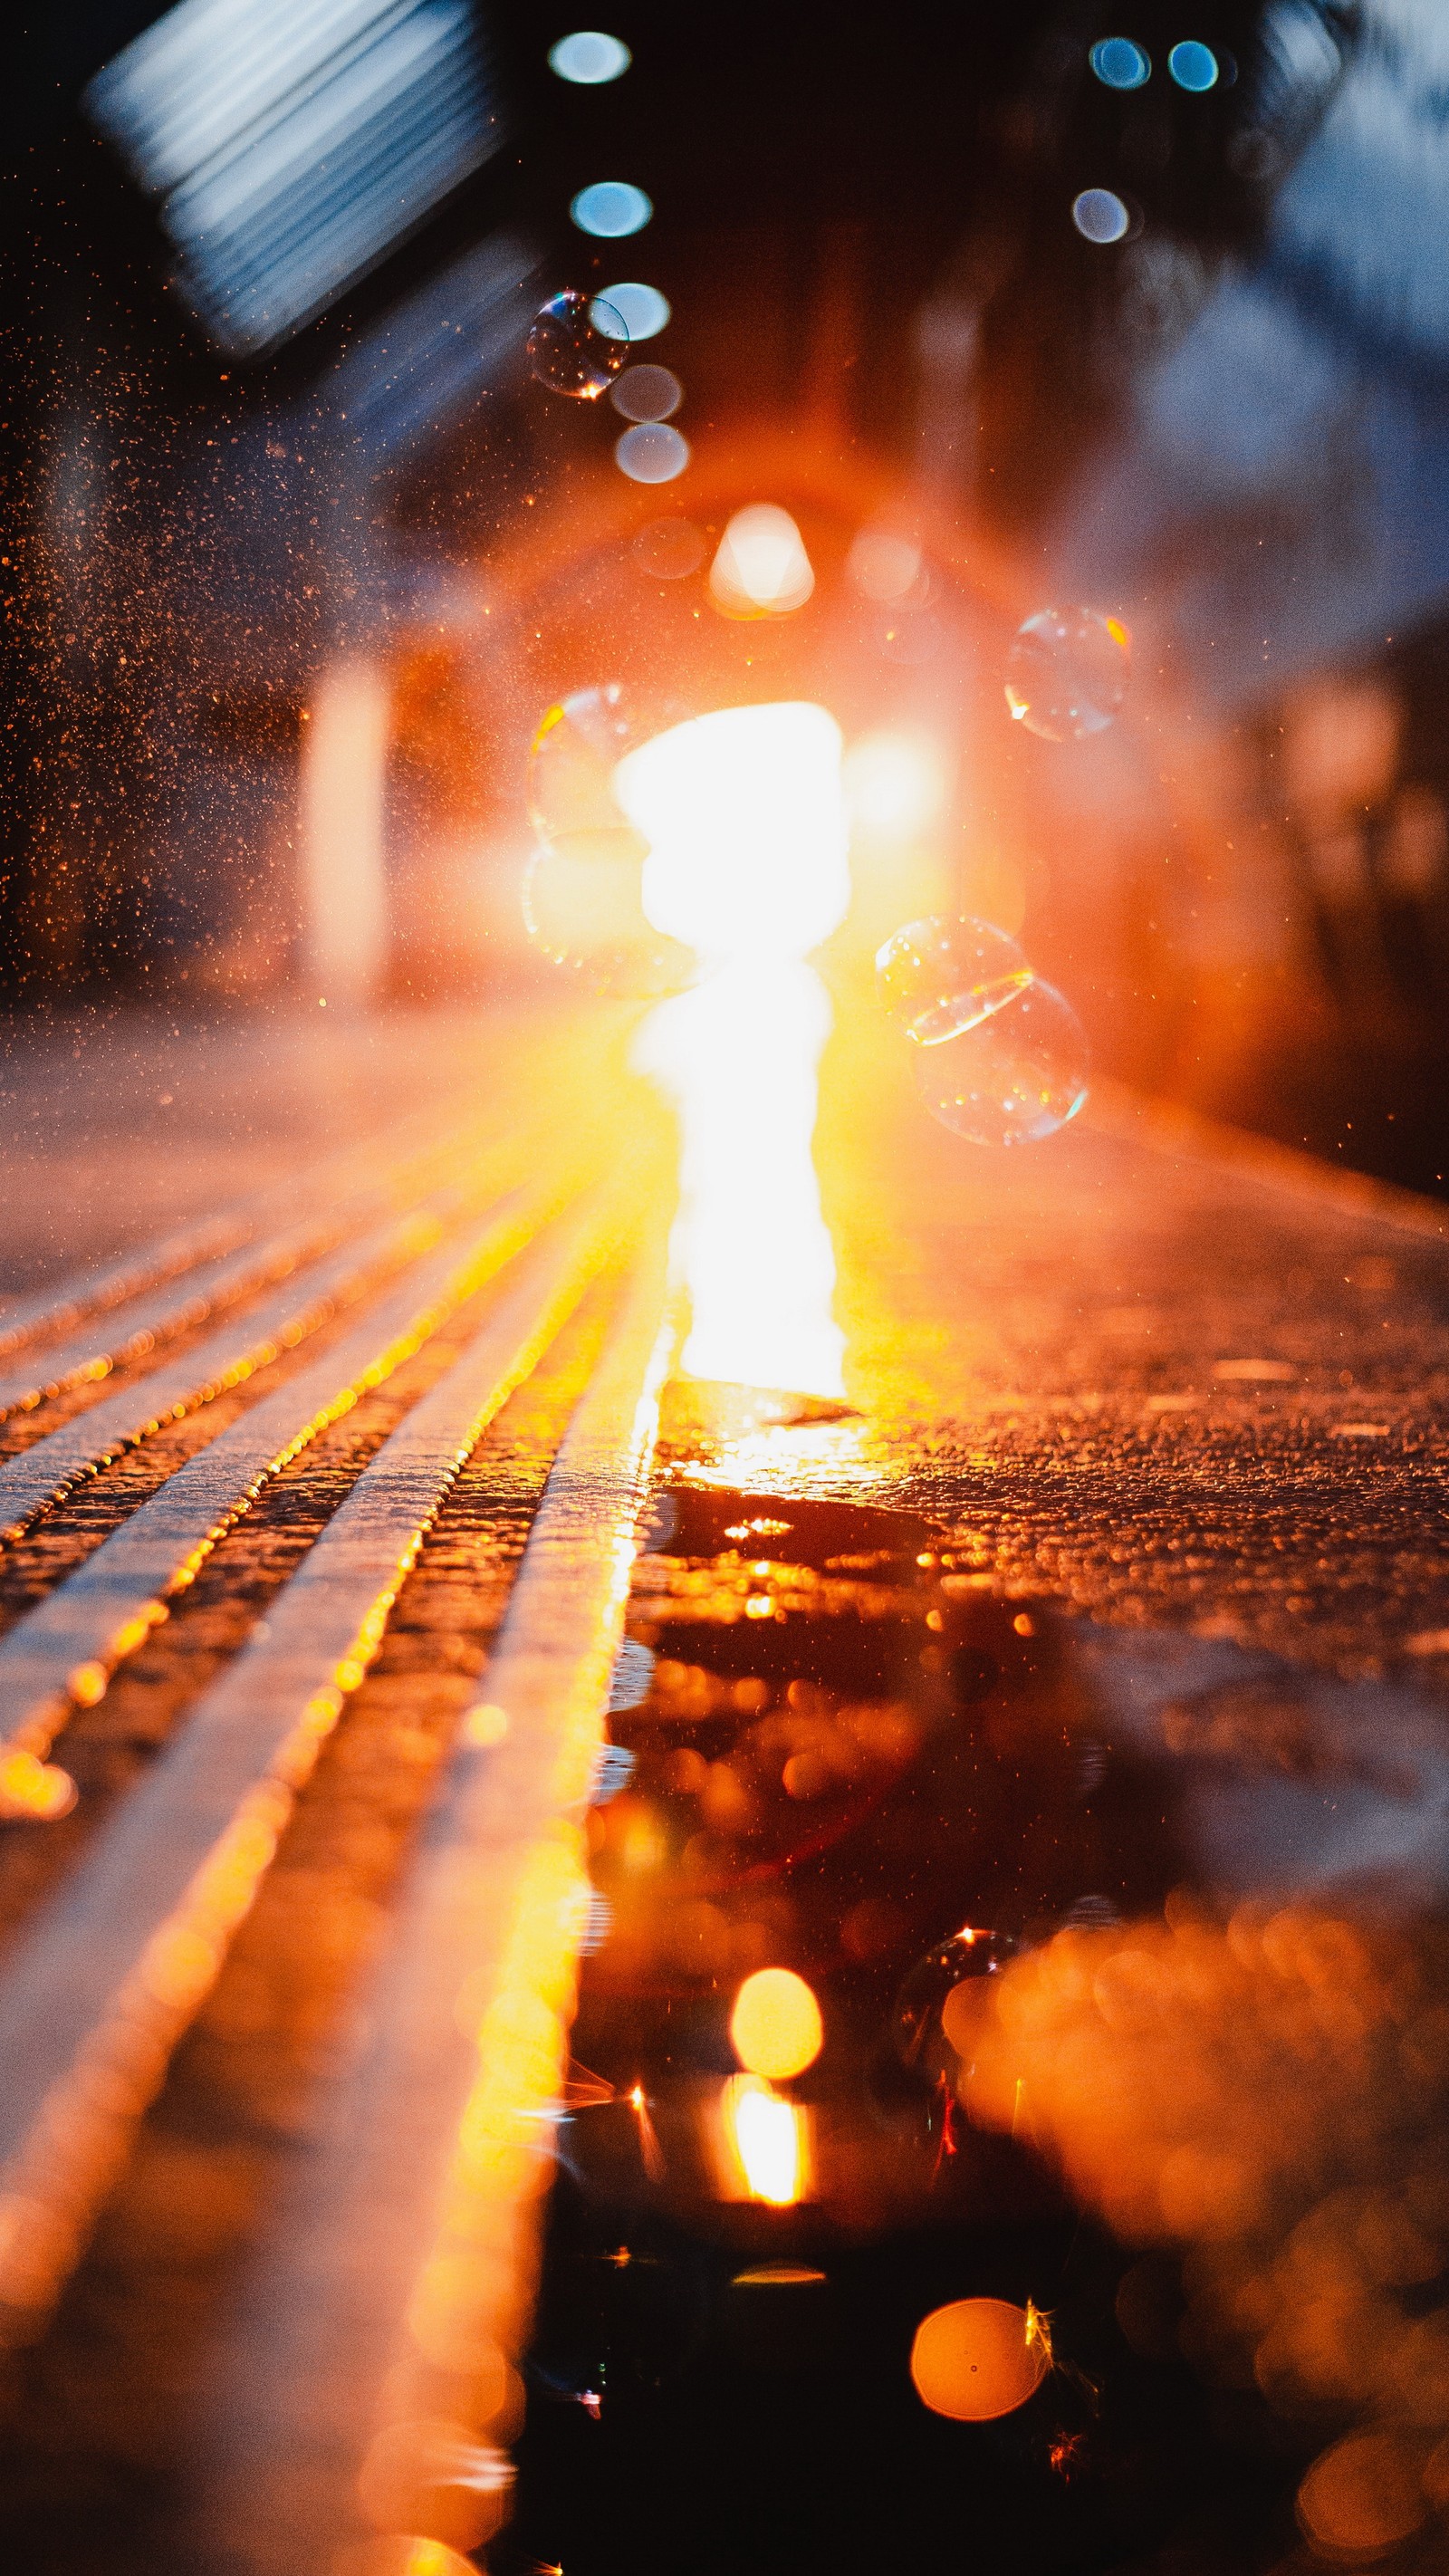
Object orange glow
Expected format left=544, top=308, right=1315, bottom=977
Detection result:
left=730, top=1966, right=824, bottom=2080
left=909, top=2297, right=1050, bottom=2421
left=843, top=729, right=948, bottom=842
left=1297, top=2430, right=1427, bottom=2561
left=622, top=703, right=849, bottom=1397
left=720, top=2074, right=810, bottom=2205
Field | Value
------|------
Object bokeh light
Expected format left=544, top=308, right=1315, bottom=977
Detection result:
left=730, top=1966, right=824, bottom=2079
left=843, top=730, right=948, bottom=841
left=875, top=916, right=1032, bottom=1044
left=549, top=30, right=631, bottom=84
left=914, top=978, right=1090, bottom=1146
left=1004, top=605, right=1130, bottom=740
left=593, top=280, right=671, bottom=341
left=610, top=363, right=682, bottom=421
left=632, top=517, right=705, bottom=580
left=1089, top=35, right=1151, bottom=88
left=527, top=289, right=628, bottom=399
left=847, top=524, right=925, bottom=602
left=571, top=180, right=652, bottom=238
left=1297, top=2431, right=1427, bottom=2561
left=615, top=422, right=689, bottom=484
left=709, top=505, right=815, bottom=619
left=1168, top=39, right=1219, bottom=90
left=1072, top=187, right=1130, bottom=244
left=721, top=2074, right=809, bottom=2204
left=909, top=2298, right=1050, bottom=2421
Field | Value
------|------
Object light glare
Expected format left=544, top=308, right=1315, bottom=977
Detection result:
left=722, top=2076, right=807, bottom=2205
left=844, top=730, right=948, bottom=841
left=1072, top=187, right=1130, bottom=244
left=730, top=1967, right=824, bottom=2080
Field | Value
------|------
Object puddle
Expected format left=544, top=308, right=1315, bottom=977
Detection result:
left=494, top=1485, right=1449, bottom=2576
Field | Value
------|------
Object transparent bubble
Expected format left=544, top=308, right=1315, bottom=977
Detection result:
left=632, top=517, right=705, bottom=580
left=571, top=179, right=652, bottom=238
left=1168, top=39, right=1218, bottom=90
left=528, top=682, right=644, bottom=845
left=615, top=422, right=689, bottom=484
left=1004, top=605, right=1130, bottom=741
left=594, top=280, right=670, bottom=341
left=522, top=837, right=690, bottom=997
left=914, top=976, right=1090, bottom=1147
left=549, top=30, right=631, bottom=84
left=1090, top=35, right=1150, bottom=88
left=610, top=362, right=682, bottom=421
left=893, top=1927, right=1015, bottom=2083
left=876, top=916, right=1032, bottom=1044
left=1072, top=187, right=1130, bottom=244
left=528, top=289, right=629, bottom=399
left=523, top=687, right=692, bottom=995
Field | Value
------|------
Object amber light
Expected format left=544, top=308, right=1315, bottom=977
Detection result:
left=729, top=1966, right=824, bottom=2081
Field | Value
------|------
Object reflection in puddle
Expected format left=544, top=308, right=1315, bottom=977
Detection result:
left=494, top=1483, right=1449, bottom=2575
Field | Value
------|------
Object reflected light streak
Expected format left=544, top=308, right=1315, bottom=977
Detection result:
left=621, top=703, right=849, bottom=1399
left=721, top=2075, right=809, bottom=2206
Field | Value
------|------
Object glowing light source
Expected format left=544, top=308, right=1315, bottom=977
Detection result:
left=1090, top=35, right=1150, bottom=87
left=843, top=729, right=948, bottom=841
left=730, top=1966, right=823, bottom=2080
left=615, top=422, right=689, bottom=483
left=909, top=2297, right=1050, bottom=2421
left=721, top=2074, right=809, bottom=2205
left=623, top=702, right=849, bottom=1397
left=1072, top=187, right=1130, bottom=244
left=709, top=504, right=815, bottom=619
left=549, top=30, right=631, bottom=83
left=1168, top=39, right=1218, bottom=90
left=593, top=280, right=670, bottom=341
left=571, top=179, right=652, bottom=237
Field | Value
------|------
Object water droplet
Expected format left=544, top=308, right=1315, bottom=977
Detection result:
left=1168, top=38, right=1218, bottom=91
left=610, top=362, right=682, bottom=421
left=594, top=280, right=671, bottom=341
left=876, top=916, right=1032, bottom=1043
left=549, top=29, right=631, bottom=84
left=1072, top=187, right=1131, bottom=244
left=893, top=1927, right=1015, bottom=2081
left=914, top=977, right=1090, bottom=1147
left=1090, top=35, right=1151, bottom=88
left=528, top=289, right=629, bottom=399
left=615, top=421, right=689, bottom=484
left=1004, top=606, right=1130, bottom=741
left=632, top=517, right=705, bottom=580
left=571, top=179, right=652, bottom=238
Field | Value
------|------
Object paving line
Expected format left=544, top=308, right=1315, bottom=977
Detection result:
left=0, top=1179, right=571, bottom=1818
left=0, top=1189, right=630, bottom=2346
left=0, top=1095, right=583, bottom=1547
left=0, top=1101, right=549, bottom=1425
left=191, top=1218, right=677, bottom=2571
left=0, top=1091, right=510, bottom=1370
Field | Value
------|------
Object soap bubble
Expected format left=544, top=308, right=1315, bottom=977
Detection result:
left=1004, top=605, right=1129, bottom=741
left=893, top=1927, right=1015, bottom=2084
left=610, top=362, right=682, bottom=421
left=1072, top=187, right=1130, bottom=244
left=1090, top=35, right=1150, bottom=88
left=915, top=976, right=1089, bottom=1147
left=528, top=682, right=643, bottom=846
left=523, top=687, right=692, bottom=995
left=876, top=916, right=1032, bottom=1043
left=528, top=289, right=629, bottom=399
